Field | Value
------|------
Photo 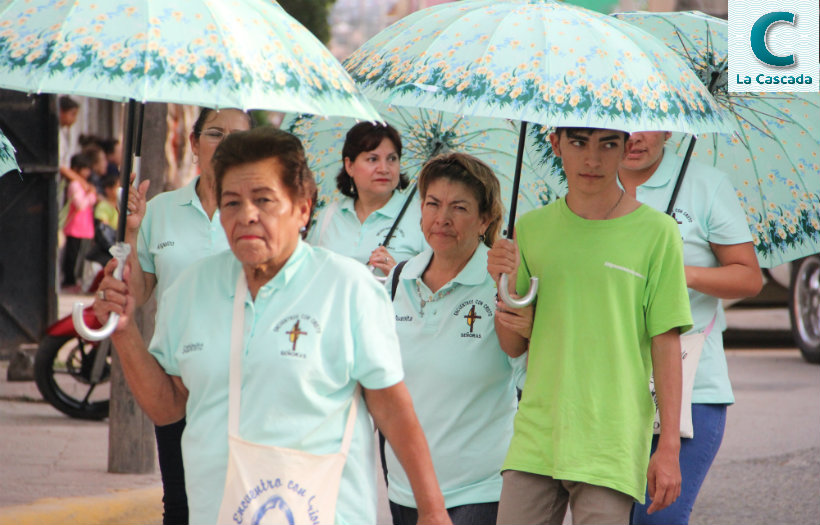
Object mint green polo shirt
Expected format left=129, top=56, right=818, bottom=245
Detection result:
left=149, top=242, right=404, bottom=525
left=137, top=176, right=230, bottom=303
left=306, top=189, right=427, bottom=267
left=623, top=147, right=752, bottom=404
left=385, top=244, right=524, bottom=508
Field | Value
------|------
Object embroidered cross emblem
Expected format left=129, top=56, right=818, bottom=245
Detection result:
left=286, top=321, right=307, bottom=352
left=464, top=305, right=482, bottom=333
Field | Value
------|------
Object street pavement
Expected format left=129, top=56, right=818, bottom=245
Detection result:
left=0, top=294, right=810, bottom=525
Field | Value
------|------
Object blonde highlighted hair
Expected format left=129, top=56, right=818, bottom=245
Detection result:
left=417, top=152, right=503, bottom=247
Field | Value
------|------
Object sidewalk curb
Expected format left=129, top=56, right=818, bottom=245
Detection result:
left=0, top=486, right=162, bottom=525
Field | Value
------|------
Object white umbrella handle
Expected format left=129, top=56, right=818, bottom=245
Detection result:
left=368, top=264, right=389, bottom=284
left=499, top=274, right=538, bottom=308
left=72, top=243, right=132, bottom=341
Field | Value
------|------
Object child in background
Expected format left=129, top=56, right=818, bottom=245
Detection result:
left=94, top=173, right=120, bottom=230
left=82, top=173, right=120, bottom=285
left=61, top=152, right=97, bottom=292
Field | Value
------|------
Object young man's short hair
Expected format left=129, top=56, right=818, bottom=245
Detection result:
left=554, top=126, right=630, bottom=141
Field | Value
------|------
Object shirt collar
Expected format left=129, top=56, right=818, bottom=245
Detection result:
left=339, top=190, right=411, bottom=219
left=400, top=243, right=490, bottom=287
left=632, top=145, right=683, bottom=189
left=175, top=176, right=203, bottom=207
left=229, top=240, right=309, bottom=298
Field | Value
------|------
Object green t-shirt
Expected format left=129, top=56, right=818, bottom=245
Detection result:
left=93, top=199, right=118, bottom=228
left=504, top=198, right=693, bottom=502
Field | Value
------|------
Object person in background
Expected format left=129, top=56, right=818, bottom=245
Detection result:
left=93, top=126, right=452, bottom=525
left=80, top=140, right=109, bottom=194
left=122, top=107, right=253, bottom=525
left=386, top=153, right=527, bottom=525
left=95, top=173, right=120, bottom=230
left=307, top=122, right=426, bottom=276
left=58, top=96, right=80, bottom=181
left=61, top=152, right=97, bottom=293
left=619, top=131, right=762, bottom=525
left=102, top=137, right=122, bottom=177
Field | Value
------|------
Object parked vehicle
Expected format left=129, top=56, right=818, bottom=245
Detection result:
left=788, top=255, right=820, bottom=364
left=34, top=271, right=110, bottom=420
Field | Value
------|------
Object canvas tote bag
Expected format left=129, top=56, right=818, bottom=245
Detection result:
left=649, top=315, right=716, bottom=439
left=217, top=272, right=360, bottom=525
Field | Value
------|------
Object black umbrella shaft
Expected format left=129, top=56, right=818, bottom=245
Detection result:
left=116, top=99, right=138, bottom=242
left=666, top=71, right=720, bottom=216
left=506, top=121, right=528, bottom=239
left=381, top=184, right=418, bottom=248
left=665, top=135, right=697, bottom=215
left=134, top=103, right=145, bottom=157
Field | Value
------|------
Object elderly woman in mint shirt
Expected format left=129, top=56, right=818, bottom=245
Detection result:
left=385, top=153, right=527, bottom=525
left=307, top=122, right=427, bottom=275
left=94, top=127, right=451, bottom=525
left=619, top=131, right=762, bottom=525
left=121, top=107, right=252, bottom=525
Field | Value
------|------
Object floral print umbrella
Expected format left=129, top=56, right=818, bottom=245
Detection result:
left=613, top=11, right=820, bottom=268
left=283, top=105, right=564, bottom=231
left=0, top=0, right=380, bottom=120
left=0, top=126, right=19, bottom=178
left=345, top=0, right=736, bottom=135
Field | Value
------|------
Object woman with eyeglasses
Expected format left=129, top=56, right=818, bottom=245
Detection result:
left=122, top=107, right=252, bottom=525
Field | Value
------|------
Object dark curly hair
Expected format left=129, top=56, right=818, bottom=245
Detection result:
left=336, top=122, right=409, bottom=198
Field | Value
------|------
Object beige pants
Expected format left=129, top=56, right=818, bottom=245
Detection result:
left=497, top=470, right=634, bottom=525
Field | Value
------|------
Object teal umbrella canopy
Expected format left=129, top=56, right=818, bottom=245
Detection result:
left=613, top=11, right=820, bottom=267
left=0, top=127, right=19, bottom=178
left=345, top=0, right=736, bottom=135
left=0, top=0, right=380, bottom=120
left=283, top=105, right=564, bottom=228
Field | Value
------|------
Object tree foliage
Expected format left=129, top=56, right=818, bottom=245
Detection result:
left=278, top=0, right=335, bottom=44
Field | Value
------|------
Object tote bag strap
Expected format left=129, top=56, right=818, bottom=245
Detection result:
left=704, top=313, right=717, bottom=338
left=228, top=271, right=248, bottom=436
left=228, top=270, right=360, bottom=452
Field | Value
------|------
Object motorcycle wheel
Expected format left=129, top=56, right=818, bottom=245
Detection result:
left=34, top=334, right=110, bottom=420
left=789, top=256, right=820, bottom=364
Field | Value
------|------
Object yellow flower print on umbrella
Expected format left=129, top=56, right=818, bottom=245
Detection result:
left=346, top=0, right=733, bottom=135
left=0, top=0, right=378, bottom=121
left=615, top=10, right=820, bottom=267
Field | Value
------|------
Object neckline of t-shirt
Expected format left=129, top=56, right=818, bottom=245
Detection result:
left=559, top=197, right=649, bottom=226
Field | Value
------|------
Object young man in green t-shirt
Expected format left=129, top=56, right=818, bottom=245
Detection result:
left=488, top=127, right=693, bottom=524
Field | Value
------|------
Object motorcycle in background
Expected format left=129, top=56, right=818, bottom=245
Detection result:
left=35, top=222, right=116, bottom=420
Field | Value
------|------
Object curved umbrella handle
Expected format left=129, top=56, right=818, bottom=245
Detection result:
left=368, top=264, right=389, bottom=284
left=498, top=274, right=538, bottom=308
left=72, top=243, right=132, bottom=341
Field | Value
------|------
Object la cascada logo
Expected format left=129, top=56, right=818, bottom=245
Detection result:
left=728, top=0, right=819, bottom=92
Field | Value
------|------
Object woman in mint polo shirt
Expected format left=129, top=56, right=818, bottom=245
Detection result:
left=307, top=122, right=426, bottom=276
left=94, top=127, right=451, bottom=525
left=619, top=131, right=763, bottom=525
left=122, top=107, right=252, bottom=525
left=386, top=153, right=527, bottom=525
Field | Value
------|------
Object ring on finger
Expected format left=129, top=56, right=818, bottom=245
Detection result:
left=97, top=289, right=106, bottom=301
